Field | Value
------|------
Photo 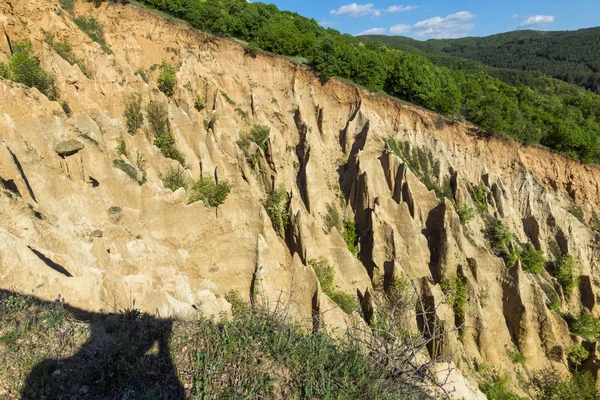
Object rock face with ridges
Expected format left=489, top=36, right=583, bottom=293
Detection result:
left=0, top=0, right=600, bottom=398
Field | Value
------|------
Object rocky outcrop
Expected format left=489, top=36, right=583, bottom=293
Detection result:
left=0, top=0, right=599, bottom=398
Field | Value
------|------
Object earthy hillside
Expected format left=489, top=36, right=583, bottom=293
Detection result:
left=1, top=0, right=600, bottom=398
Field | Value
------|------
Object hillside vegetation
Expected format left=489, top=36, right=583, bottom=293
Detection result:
left=361, top=29, right=600, bottom=93
left=85, top=0, right=600, bottom=164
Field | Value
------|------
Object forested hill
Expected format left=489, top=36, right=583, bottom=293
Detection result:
left=41, top=1, right=600, bottom=163
left=359, top=28, right=600, bottom=93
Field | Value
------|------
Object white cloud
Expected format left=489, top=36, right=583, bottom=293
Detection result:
left=519, top=15, right=555, bottom=28
left=330, top=3, right=416, bottom=18
left=330, top=3, right=379, bottom=17
left=319, top=19, right=334, bottom=27
left=403, top=11, right=476, bottom=38
left=356, top=27, right=387, bottom=35
left=390, top=24, right=412, bottom=34
left=385, top=5, right=417, bottom=14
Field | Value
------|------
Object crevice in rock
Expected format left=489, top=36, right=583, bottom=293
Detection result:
left=311, top=290, right=321, bottom=333
left=357, top=287, right=374, bottom=325
left=522, top=216, right=541, bottom=249
left=4, top=29, right=12, bottom=56
left=423, top=202, right=447, bottom=283
left=579, top=275, right=595, bottom=311
left=8, top=147, right=36, bottom=203
left=417, top=281, right=447, bottom=359
left=28, top=247, right=72, bottom=277
left=338, top=100, right=361, bottom=153
left=88, top=176, right=99, bottom=188
left=293, top=109, right=311, bottom=213
left=401, top=182, right=415, bottom=218
left=501, top=263, right=524, bottom=347
left=316, top=106, right=323, bottom=136
left=340, top=121, right=369, bottom=202
left=287, top=209, right=307, bottom=265
left=555, top=229, right=569, bottom=255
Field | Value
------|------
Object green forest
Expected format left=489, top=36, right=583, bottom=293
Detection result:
left=361, top=29, right=600, bottom=93
left=95, top=0, right=600, bottom=163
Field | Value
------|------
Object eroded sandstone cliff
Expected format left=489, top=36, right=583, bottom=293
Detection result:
left=1, top=0, right=599, bottom=398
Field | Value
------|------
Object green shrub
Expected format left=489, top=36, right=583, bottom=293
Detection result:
left=157, top=65, right=176, bottom=96
left=188, top=174, right=231, bottom=207
left=221, top=91, right=236, bottom=105
left=533, top=370, right=599, bottom=400
left=555, top=254, right=578, bottom=294
left=456, top=205, right=476, bottom=225
left=146, top=101, right=184, bottom=164
left=113, top=159, right=138, bottom=182
left=343, top=220, right=358, bottom=256
left=249, top=125, right=270, bottom=154
left=520, top=247, right=546, bottom=274
left=58, top=0, right=74, bottom=13
left=0, top=41, right=58, bottom=100
left=566, top=344, right=589, bottom=368
left=473, top=183, right=489, bottom=213
left=309, top=258, right=358, bottom=314
left=486, top=219, right=514, bottom=261
left=194, top=93, right=205, bottom=111
left=569, top=312, right=600, bottom=342
left=238, top=125, right=271, bottom=167
left=72, top=16, right=111, bottom=54
left=323, top=203, right=342, bottom=232
left=480, top=375, right=524, bottom=400
left=506, top=346, right=526, bottom=364
left=108, top=206, right=121, bottom=214
left=440, top=274, right=467, bottom=318
left=123, top=93, right=143, bottom=134
left=116, top=135, right=127, bottom=156
left=159, top=165, right=187, bottom=192
left=265, top=188, right=289, bottom=235
left=135, top=68, right=149, bottom=83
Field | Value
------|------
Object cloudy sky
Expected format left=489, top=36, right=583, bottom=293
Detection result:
left=269, top=0, right=600, bottom=39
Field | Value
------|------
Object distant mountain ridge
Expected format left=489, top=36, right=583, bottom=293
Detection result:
left=359, top=27, right=600, bottom=93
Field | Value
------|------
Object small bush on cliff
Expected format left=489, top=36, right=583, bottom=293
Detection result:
left=520, top=247, right=546, bottom=274
left=188, top=174, right=231, bottom=208
left=157, top=65, right=176, bottom=96
left=343, top=220, right=359, bottom=256
left=0, top=41, right=58, bottom=100
left=146, top=101, right=185, bottom=164
left=480, top=374, right=524, bottom=400
left=160, top=165, right=187, bottom=192
left=569, top=312, right=600, bottom=342
left=309, top=258, right=358, bottom=314
left=566, top=344, right=589, bottom=369
left=265, top=188, right=289, bottom=235
left=123, top=93, right=143, bottom=134
left=72, top=15, right=111, bottom=54
left=456, top=205, right=476, bottom=225
left=323, top=203, right=342, bottom=232
left=532, top=370, right=599, bottom=400
left=486, top=218, right=515, bottom=262
left=440, top=274, right=467, bottom=318
left=555, top=254, right=578, bottom=294
left=237, top=126, right=271, bottom=168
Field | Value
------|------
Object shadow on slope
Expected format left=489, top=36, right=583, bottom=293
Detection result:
left=0, top=290, right=184, bottom=400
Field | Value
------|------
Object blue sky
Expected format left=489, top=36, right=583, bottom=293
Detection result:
left=268, top=1, right=600, bottom=39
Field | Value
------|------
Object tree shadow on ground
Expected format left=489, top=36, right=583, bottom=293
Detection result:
left=0, top=290, right=185, bottom=400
